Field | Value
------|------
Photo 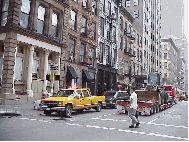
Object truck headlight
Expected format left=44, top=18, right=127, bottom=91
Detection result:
left=57, top=101, right=63, bottom=106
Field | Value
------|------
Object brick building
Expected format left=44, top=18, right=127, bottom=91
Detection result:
left=0, top=0, right=99, bottom=103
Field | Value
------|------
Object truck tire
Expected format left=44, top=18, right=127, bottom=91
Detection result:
left=153, top=106, right=156, bottom=114
left=64, top=105, right=72, bottom=117
left=151, top=106, right=154, bottom=114
left=44, top=110, right=52, bottom=115
left=96, top=103, right=101, bottom=112
left=156, top=105, right=159, bottom=113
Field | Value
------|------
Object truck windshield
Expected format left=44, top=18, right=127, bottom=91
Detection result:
left=164, top=87, right=172, bottom=91
left=54, top=90, right=74, bottom=97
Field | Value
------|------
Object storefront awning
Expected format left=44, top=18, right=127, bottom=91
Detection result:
left=67, top=66, right=78, bottom=79
left=82, top=69, right=93, bottom=81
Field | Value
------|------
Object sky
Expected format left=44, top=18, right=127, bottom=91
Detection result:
left=183, top=0, right=188, bottom=42
left=161, top=0, right=188, bottom=43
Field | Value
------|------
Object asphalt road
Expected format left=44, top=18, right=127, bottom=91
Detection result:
left=0, top=101, right=188, bottom=141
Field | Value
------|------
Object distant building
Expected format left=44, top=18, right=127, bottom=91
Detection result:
left=161, top=38, right=180, bottom=87
left=120, top=0, right=162, bottom=75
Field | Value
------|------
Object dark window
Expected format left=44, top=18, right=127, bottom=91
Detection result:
left=89, top=48, right=95, bottom=67
left=100, top=17, right=104, bottom=37
left=51, top=12, right=58, bottom=37
left=68, top=39, right=75, bottom=58
left=37, top=5, right=45, bottom=34
left=106, top=46, right=110, bottom=64
left=81, top=16, right=87, bottom=34
left=1, top=0, right=9, bottom=26
left=82, top=90, right=89, bottom=97
left=113, top=26, right=116, bottom=43
left=82, top=0, right=88, bottom=8
left=91, top=22, right=96, bottom=40
left=80, top=43, right=86, bottom=62
left=70, top=10, right=77, bottom=30
left=120, top=18, right=123, bottom=31
left=99, top=42, right=105, bottom=63
left=20, top=0, right=31, bottom=28
left=91, top=0, right=97, bottom=15
left=120, top=36, right=123, bottom=50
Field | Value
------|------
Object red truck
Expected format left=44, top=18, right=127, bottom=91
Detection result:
left=163, top=85, right=176, bottom=104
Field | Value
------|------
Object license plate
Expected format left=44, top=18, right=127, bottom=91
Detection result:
left=46, top=108, right=50, bottom=110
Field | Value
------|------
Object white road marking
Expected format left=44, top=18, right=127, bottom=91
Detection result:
left=66, top=123, right=188, bottom=141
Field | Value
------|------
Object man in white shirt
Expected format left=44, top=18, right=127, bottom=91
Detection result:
left=128, top=87, right=140, bottom=128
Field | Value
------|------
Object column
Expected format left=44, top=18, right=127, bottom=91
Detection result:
left=54, top=53, right=60, bottom=92
left=43, top=49, right=49, bottom=94
left=27, top=45, right=34, bottom=97
left=1, top=32, right=17, bottom=97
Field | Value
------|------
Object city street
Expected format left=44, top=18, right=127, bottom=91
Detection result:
left=0, top=101, right=188, bottom=141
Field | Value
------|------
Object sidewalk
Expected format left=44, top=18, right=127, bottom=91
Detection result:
left=0, top=102, right=37, bottom=117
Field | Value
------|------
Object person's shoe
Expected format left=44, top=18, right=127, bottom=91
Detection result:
left=129, top=125, right=135, bottom=128
left=135, top=122, right=140, bottom=128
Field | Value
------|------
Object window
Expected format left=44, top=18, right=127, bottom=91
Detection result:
left=120, top=36, right=123, bottom=50
left=113, top=7, right=117, bottom=19
left=100, top=17, right=104, bottom=37
left=81, top=16, right=87, bottom=34
left=125, top=39, right=127, bottom=51
left=106, top=46, right=110, bottom=64
left=32, top=59, right=38, bottom=78
left=83, top=90, right=89, bottom=97
left=20, top=0, right=31, bottom=28
left=51, top=12, right=58, bottom=37
left=120, top=17, right=123, bottom=31
left=107, top=22, right=110, bottom=40
left=89, top=48, right=95, bottom=67
left=124, top=22, right=127, bottom=33
left=1, top=0, right=9, bottom=26
left=126, top=0, right=130, bottom=7
left=14, top=57, right=23, bottom=80
left=82, top=0, right=88, bottom=8
left=164, top=53, right=167, bottom=59
left=112, top=26, right=116, bottom=43
left=68, top=39, right=75, bottom=59
left=102, top=0, right=105, bottom=12
left=137, top=34, right=139, bottom=45
left=80, top=43, right=86, bottom=62
left=108, top=2, right=111, bottom=16
left=164, top=62, right=167, bottom=69
left=99, top=42, right=105, bottom=63
left=91, top=0, right=97, bottom=15
left=91, top=22, right=96, bottom=40
left=133, top=0, right=139, bottom=6
left=70, top=10, right=76, bottom=30
left=134, top=10, right=139, bottom=18
left=164, top=73, right=167, bottom=78
left=37, top=5, right=45, bottom=34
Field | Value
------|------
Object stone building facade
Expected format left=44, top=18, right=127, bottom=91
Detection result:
left=0, top=0, right=99, bottom=104
left=161, top=38, right=179, bottom=86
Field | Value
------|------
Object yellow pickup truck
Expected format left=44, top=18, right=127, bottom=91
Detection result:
left=40, top=88, right=105, bottom=117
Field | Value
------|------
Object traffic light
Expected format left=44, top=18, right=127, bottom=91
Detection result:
left=46, top=74, right=51, bottom=81
left=55, top=75, right=60, bottom=80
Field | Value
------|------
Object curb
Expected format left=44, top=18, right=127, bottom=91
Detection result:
left=0, top=111, right=21, bottom=116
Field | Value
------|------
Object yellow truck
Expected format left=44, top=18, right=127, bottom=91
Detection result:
left=40, top=88, right=105, bottom=117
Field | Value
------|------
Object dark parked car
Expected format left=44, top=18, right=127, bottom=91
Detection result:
left=103, top=91, right=129, bottom=109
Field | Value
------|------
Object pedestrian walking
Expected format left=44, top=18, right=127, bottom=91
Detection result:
left=127, top=87, right=140, bottom=128
left=135, top=103, right=139, bottom=122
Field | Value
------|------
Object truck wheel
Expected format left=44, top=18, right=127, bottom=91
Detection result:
left=96, top=103, right=101, bottom=112
left=156, top=105, right=159, bottom=113
left=153, top=106, right=156, bottom=114
left=44, top=110, right=52, bottom=115
left=64, top=105, right=72, bottom=117
left=151, top=106, right=154, bottom=114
